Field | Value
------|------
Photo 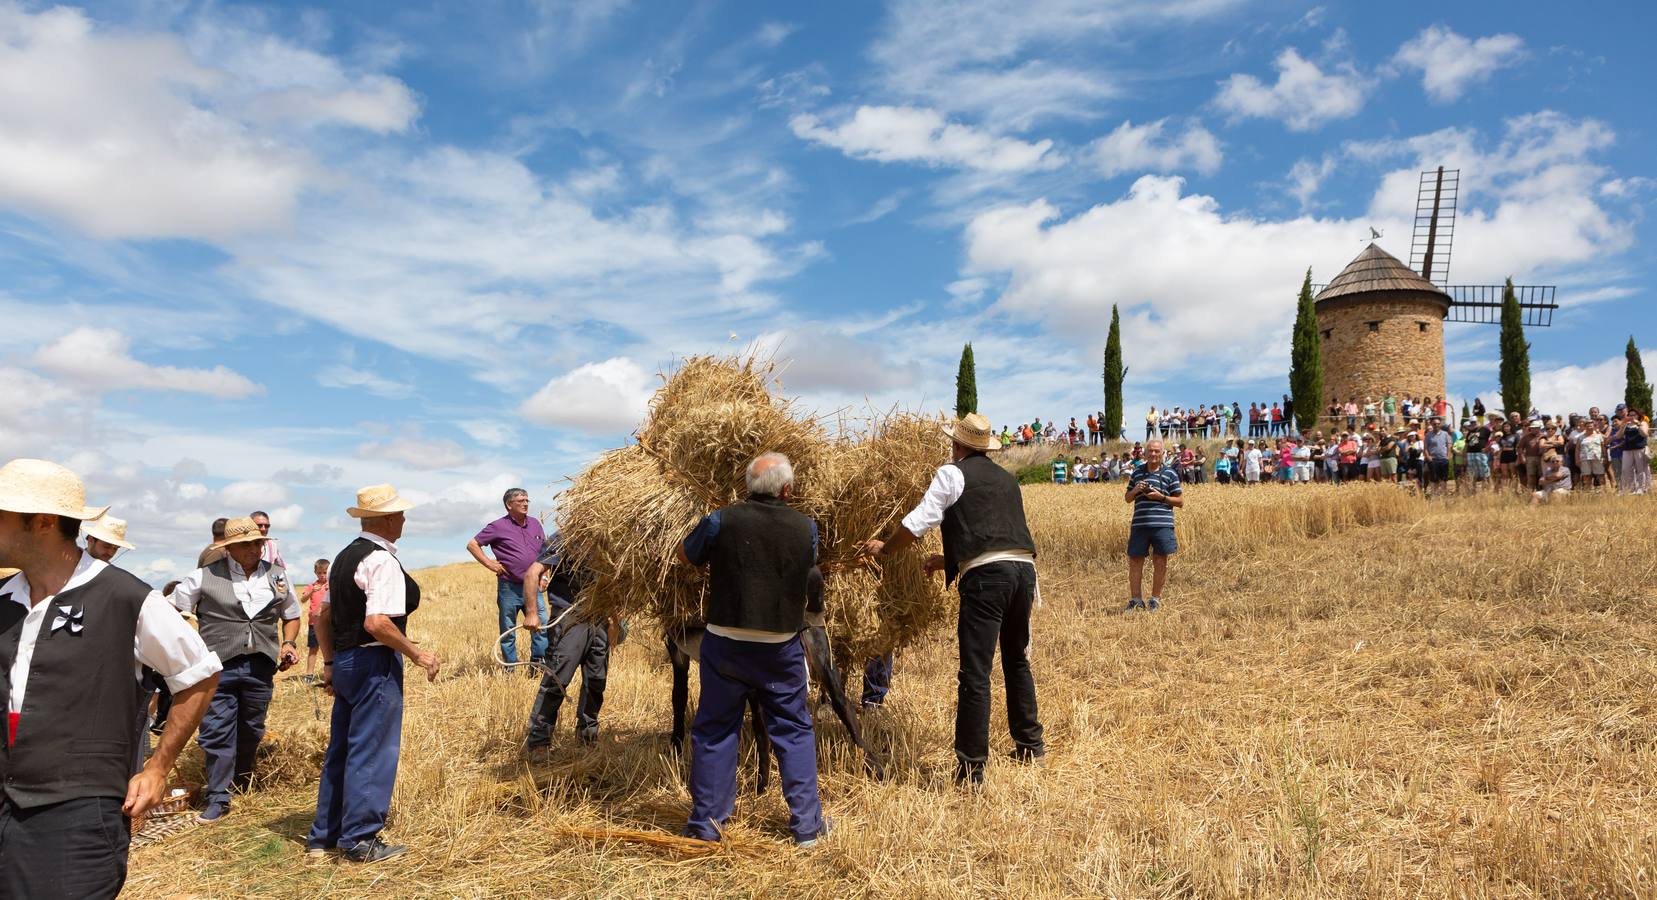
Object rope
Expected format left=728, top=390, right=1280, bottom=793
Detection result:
left=492, top=600, right=584, bottom=676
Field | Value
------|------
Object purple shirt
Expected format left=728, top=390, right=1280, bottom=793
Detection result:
left=473, top=514, right=546, bottom=583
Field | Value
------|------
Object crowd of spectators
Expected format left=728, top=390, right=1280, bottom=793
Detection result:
left=1039, top=398, right=1652, bottom=502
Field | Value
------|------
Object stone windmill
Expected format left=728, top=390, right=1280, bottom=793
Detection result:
left=1313, top=167, right=1558, bottom=407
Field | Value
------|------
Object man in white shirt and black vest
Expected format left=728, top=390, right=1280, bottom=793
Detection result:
left=675, top=453, right=830, bottom=848
left=862, top=413, right=1045, bottom=786
left=0, top=459, right=221, bottom=899
left=306, top=484, right=440, bottom=864
left=170, top=516, right=302, bottom=824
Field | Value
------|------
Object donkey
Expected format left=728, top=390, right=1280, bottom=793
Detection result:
left=664, top=574, right=885, bottom=795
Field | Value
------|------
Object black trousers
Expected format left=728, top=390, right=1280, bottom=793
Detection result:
left=0, top=796, right=129, bottom=900
left=526, top=619, right=609, bottom=745
left=955, top=562, right=1044, bottom=777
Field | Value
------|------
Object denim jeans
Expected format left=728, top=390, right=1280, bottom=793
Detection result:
left=496, top=580, right=549, bottom=664
left=306, top=645, right=402, bottom=851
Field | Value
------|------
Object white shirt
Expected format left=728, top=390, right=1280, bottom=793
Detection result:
left=1245, top=449, right=1262, bottom=472
left=3, top=553, right=222, bottom=714
left=899, top=462, right=1037, bottom=579
left=353, top=532, right=408, bottom=618
left=171, top=556, right=301, bottom=622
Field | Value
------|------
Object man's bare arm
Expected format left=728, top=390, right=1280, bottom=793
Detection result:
left=125, top=674, right=218, bottom=817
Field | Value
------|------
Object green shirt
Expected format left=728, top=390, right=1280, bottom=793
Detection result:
left=1383, top=396, right=1396, bottom=413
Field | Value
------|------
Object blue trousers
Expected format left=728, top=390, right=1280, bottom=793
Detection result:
left=861, top=654, right=893, bottom=707
left=197, top=654, right=276, bottom=804
left=307, top=646, right=403, bottom=850
left=686, top=633, right=823, bottom=842
left=496, top=580, right=548, bottom=664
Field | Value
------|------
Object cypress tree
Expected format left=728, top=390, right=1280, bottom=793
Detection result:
left=1498, top=278, right=1531, bottom=416
left=1627, top=336, right=1654, bottom=415
left=1103, top=305, right=1125, bottom=441
left=1461, top=400, right=1471, bottom=420
left=1288, top=267, right=1323, bottom=433
left=954, top=343, right=977, bottom=418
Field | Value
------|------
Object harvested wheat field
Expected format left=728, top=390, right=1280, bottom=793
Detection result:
left=127, top=487, right=1657, bottom=899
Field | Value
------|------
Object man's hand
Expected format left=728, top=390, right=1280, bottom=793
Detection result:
left=278, top=645, right=300, bottom=670
left=923, top=554, right=946, bottom=576
left=123, top=766, right=167, bottom=818
left=523, top=609, right=541, bottom=630
left=859, top=540, right=885, bottom=559
left=415, top=650, right=441, bottom=682
left=319, top=666, right=334, bottom=696
left=485, top=559, right=506, bottom=577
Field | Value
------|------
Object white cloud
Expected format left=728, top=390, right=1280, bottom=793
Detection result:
left=1214, top=48, right=1368, bottom=130
left=791, top=106, right=1059, bottom=173
left=869, top=0, right=1238, bottom=128
left=1287, top=155, right=1337, bottom=208
left=456, top=420, right=519, bottom=447
left=266, top=503, right=304, bottom=530
left=0, top=4, right=417, bottom=241
left=1090, top=119, right=1222, bottom=178
left=316, top=364, right=414, bottom=399
left=355, top=427, right=469, bottom=471
left=1485, top=356, right=1627, bottom=417
left=30, top=328, right=262, bottom=398
left=220, top=480, right=290, bottom=510
left=520, top=357, right=654, bottom=434
left=752, top=328, right=912, bottom=394
left=1393, top=26, right=1525, bottom=103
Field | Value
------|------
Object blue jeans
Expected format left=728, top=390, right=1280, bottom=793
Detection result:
left=307, top=645, right=403, bottom=851
left=496, top=580, right=548, bottom=664
left=862, top=654, right=893, bottom=707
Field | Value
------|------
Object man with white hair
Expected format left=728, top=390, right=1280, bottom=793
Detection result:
left=676, top=452, right=828, bottom=848
left=0, top=459, right=221, bottom=898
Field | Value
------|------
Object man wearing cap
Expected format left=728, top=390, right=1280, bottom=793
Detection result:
left=676, top=453, right=829, bottom=847
left=0, top=459, right=221, bottom=898
left=862, top=413, right=1044, bottom=786
left=306, top=484, right=440, bottom=864
left=522, top=532, right=609, bottom=750
left=169, top=517, right=302, bottom=824
left=83, top=514, right=135, bottom=563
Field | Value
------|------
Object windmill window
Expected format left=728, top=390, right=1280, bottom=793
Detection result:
left=1417, top=321, right=1428, bottom=332
left=1320, top=328, right=1332, bottom=340
left=1366, top=321, right=1381, bottom=333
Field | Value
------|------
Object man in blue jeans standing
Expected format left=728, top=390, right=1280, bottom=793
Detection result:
left=1125, top=439, right=1183, bottom=612
left=467, top=488, right=547, bottom=665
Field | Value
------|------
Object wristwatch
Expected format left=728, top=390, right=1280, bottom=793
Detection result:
left=282, top=639, right=298, bottom=649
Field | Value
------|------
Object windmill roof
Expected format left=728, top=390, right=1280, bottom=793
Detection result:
left=1314, top=243, right=1449, bottom=303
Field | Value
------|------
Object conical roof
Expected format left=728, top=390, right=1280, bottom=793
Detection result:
left=1314, top=243, right=1448, bottom=303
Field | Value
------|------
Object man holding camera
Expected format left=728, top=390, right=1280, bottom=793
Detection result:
left=1125, top=439, right=1183, bottom=612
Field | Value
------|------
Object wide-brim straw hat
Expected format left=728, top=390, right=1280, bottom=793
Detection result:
left=943, top=413, right=1000, bottom=452
left=0, top=459, right=108, bottom=520
left=348, top=483, right=416, bottom=518
left=85, top=514, right=136, bottom=551
left=213, top=516, right=267, bottom=549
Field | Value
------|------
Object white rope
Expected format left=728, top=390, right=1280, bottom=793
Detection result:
left=492, top=600, right=583, bottom=675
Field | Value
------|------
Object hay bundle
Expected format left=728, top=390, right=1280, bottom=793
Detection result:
left=557, top=357, right=956, bottom=662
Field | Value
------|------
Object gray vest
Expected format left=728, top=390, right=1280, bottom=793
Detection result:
left=196, top=559, right=289, bottom=665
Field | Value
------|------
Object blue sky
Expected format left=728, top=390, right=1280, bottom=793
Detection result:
left=1, top=0, right=1652, bottom=579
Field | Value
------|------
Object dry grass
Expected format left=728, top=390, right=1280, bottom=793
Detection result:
left=127, top=490, right=1657, bottom=899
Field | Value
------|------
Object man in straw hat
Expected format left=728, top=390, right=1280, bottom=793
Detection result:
left=82, top=513, right=135, bottom=563
left=675, top=452, right=830, bottom=848
left=306, top=484, right=439, bottom=864
left=861, top=413, right=1045, bottom=786
left=0, top=459, right=221, bottom=898
left=169, top=516, right=302, bottom=824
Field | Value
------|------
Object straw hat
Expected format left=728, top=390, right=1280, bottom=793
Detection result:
left=84, top=514, right=136, bottom=551
left=213, top=517, right=267, bottom=549
left=347, top=484, right=416, bottom=518
left=0, top=459, right=108, bottom=520
left=943, top=413, right=1000, bottom=452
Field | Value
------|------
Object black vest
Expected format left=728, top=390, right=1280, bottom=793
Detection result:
left=329, top=537, right=421, bottom=651
left=940, top=453, right=1038, bottom=585
left=0, top=566, right=149, bottom=808
left=703, top=495, right=815, bottom=634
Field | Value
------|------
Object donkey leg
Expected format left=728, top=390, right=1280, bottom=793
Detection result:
left=668, top=636, right=691, bottom=754
left=804, top=626, right=886, bottom=780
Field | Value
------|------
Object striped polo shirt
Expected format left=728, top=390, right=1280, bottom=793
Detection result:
left=1128, top=464, right=1181, bottom=529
